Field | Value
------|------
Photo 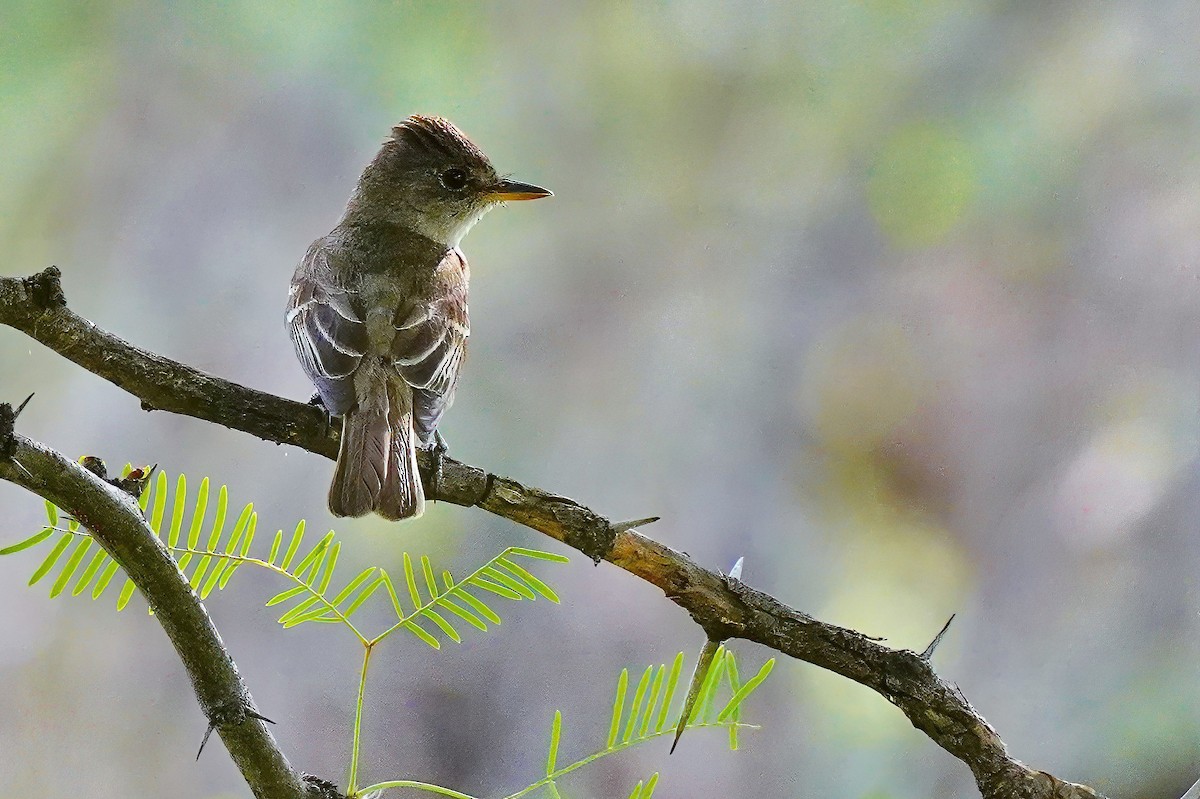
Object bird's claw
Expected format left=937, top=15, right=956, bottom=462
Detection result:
left=426, top=430, right=449, bottom=500
left=307, top=393, right=337, bottom=431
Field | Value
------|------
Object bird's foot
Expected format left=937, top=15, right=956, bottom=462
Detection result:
left=307, top=393, right=337, bottom=430
left=424, top=430, right=449, bottom=501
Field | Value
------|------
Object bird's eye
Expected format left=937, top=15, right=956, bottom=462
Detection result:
left=439, top=168, right=469, bottom=191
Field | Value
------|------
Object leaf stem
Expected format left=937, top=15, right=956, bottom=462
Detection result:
left=503, top=721, right=759, bottom=799
left=355, top=780, right=480, bottom=799
left=348, top=642, right=374, bottom=796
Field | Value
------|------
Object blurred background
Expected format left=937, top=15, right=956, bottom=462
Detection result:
left=3, top=2, right=1200, bottom=797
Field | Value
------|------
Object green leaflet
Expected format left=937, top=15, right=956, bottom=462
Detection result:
left=607, top=668, right=628, bottom=749
left=510, top=651, right=771, bottom=799
left=28, top=532, right=72, bottom=586
left=545, top=710, right=562, bottom=776
left=279, top=521, right=305, bottom=571
left=51, top=537, right=93, bottom=598
left=717, top=658, right=776, bottom=723
left=656, top=652, right=684, bottom=733
left=72, top=548, right=107, bottom=597
left=638, top=664, right=666, bottom=738
left=0, top=527, right=53, bottom=556
left=623, top=665, right=653, bottom=743
left=627, top=773, right=659, bottom=799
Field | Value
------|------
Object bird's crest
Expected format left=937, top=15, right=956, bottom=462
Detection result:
left=389, top=115, right=492, bottom=170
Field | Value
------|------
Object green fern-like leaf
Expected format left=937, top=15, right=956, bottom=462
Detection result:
left=502, top=651, right=770, bottom=799
left=372, top=547, right=569, bottom=649
left=5, top=470, right=257, bottom=610
left=3, top=472, right=570, bottom=655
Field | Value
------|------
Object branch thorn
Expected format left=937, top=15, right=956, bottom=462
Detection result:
left=196, top=702, right=274, bottom=760
left=670, top=638, right=721, bottom=754
left=196, top=722, right=217, bottom=760
left=1, top=394, right=35, bottom=460
left=610, top=516, right=660, bottom=534
left=920, top=614, right=956, bottom=661
left=246, top=709, right=276, bottom=725
left=14, top=392, right=34, bottom=418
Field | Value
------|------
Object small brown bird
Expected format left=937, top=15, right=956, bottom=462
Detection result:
left=287, top=116, right=550, bottom=520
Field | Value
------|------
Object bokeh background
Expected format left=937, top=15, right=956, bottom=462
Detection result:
left=3, top=2, right=1200, bottom=797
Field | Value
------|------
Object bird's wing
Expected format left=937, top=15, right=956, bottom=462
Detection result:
left=287, top=243, right=369, bottom=415
left=390, top=248, right=470, bottom=444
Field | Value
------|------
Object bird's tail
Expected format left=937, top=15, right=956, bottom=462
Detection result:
left=328, top=377, right=424, bottom=521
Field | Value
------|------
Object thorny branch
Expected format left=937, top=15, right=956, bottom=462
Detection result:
left=1, top=267, right=1108, bottom=799
left=0, top=428, right=327, bottom=799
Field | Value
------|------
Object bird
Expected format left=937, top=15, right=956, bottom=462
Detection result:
left=287, top=116, right=551, bottom=520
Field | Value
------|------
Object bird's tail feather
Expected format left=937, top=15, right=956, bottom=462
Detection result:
left=328, top=379, right=424, bottom=520
left=377, top=378, right=424, bottom=520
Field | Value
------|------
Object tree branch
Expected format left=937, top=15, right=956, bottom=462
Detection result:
left=0, top=267, right=1103, bottom=799
left=0, top=421, right=323, bottom=799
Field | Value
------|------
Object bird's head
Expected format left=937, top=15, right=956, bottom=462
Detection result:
left=358, top=115, right=551, bottom=247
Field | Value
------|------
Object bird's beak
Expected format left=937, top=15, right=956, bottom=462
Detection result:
left=489, top=179, right=553, bottom=202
